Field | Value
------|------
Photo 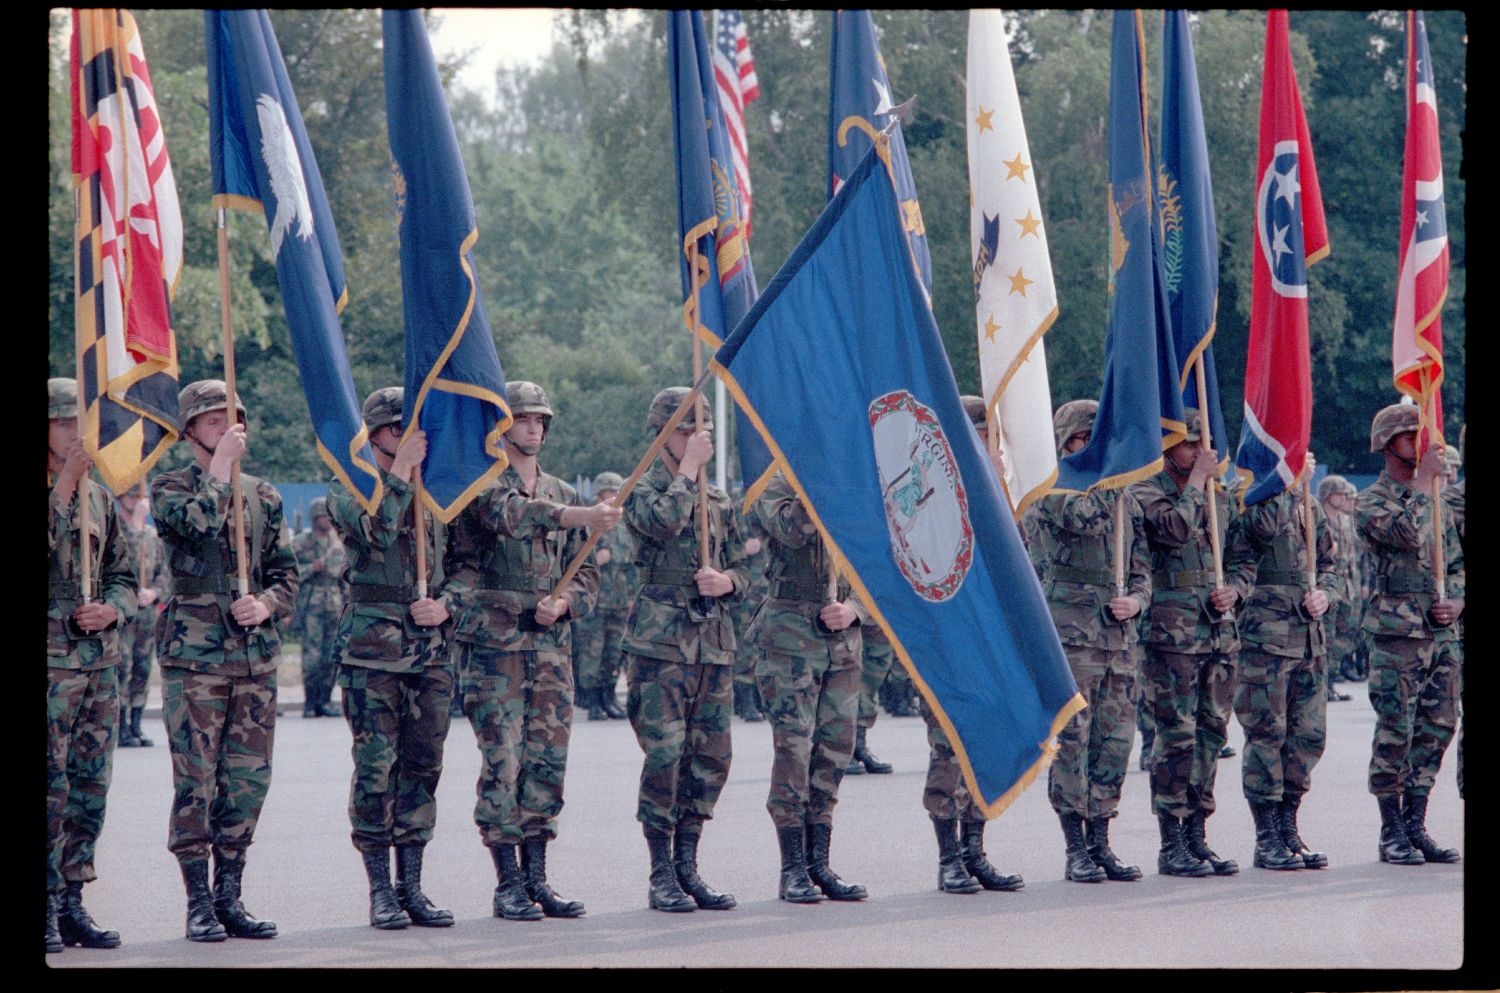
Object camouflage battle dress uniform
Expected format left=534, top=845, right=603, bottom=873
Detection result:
left=730, top=504, right=769, bottom=722
left=444, top=464, right=597, bottom=920
left=47, top=377, right=136, bottom=952
left=576, top=473, right=635, bottom=721
left=747, top=471, right=867, bottom=903
left=1442, top=431, right=1463, bottom=801
left=292, top=500, right=346, bottom=717
left=1226, top=484, right=1339, bottom=870
left=115, top=502, right=169, bottom=747
left=1320, top=476, right=1366, bottom=683
left=848, top=622, right=897, bottom=772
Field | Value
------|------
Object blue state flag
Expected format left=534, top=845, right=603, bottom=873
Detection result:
left=668, top=10, right=770, bottom=500
left=829, top=9, right=931, bottom=297
left=383, top=9, right=511, bottom=523
left=714, top=148, right=1082, bottom=816
left=206, top=9, right=381, bottom=513
left=1055, top=10, right=1182, bottom=494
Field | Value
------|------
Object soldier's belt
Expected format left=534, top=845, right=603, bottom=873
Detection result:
left=643, top=568, right=701, bottom=587
left=1256, top=569, right=1309, bottom=587
left=348, top=584, right=419, bottom=603
left=172, top=576, right=261, bottom=596
left=1376, top=574, right=1436, bottom=595
left=1152, top=569, right=1216, bottom=590
left=478, top=573, right=557, bottom=593
left=770, top=579, right=828, bottom=601
left=1048, top=565, right=1114, bottom=586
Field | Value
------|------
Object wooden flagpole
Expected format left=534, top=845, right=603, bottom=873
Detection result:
left=1431, top=474, right=1447, bottom=601
left=414, top=470, right=429, bottom=599
left=1301, top=470, right=1317, bottom=590
left=688, top=242, right=713, bottom=571
left=1114, top=494, right=1127, bottom=599
left=1193, top=356, right=1225, bottom=589
left=216, top=207, right=250, bottom=598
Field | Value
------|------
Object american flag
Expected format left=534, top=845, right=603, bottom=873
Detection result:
left=1392, top=10, right=1449, bottom=456
left=712, top=9, right=759, bottom=238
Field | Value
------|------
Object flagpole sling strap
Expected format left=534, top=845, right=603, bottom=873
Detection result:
left=216, top=207, right=251, bottom=599
left=1431, top=474, right=1446, bottom=601
left=1194, top=356, right=1225, bottom=589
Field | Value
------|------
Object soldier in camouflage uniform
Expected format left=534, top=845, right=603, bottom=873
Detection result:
left=113, top=483, right=169, bottom=747
left=1225, top=459, right=1339, bottom=871
left=1319, top=475, right=1365, bottom=689
left=730, top=504, right=769, bottom=723
left=1130, top=408, right=1254, bottom=878
left=1025, top=399, right=1151, bottom=884
left=443, top=381, right=619, bottom=921
left=47, top=378, right=135, bottom=953
left=621, top=387, right=748, bottom=913
left=293, top=497, right=346, bottom=718
left=1358, top=403, right=1464, bottom=865
left=747, top=470, right=867, bottom=903
left=328, top=388, right=458, bottom=930
left=152, top=380, right=298, bottom=942
left=1444, top=425, right=1463, bottom=801
left=846, top=621, right=895, bottom=773
left=577, top=470, right=634, bottom=721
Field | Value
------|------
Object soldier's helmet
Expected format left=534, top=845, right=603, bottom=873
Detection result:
left=1369, top=402, right=1419, bottom=452
left=48, top=377, right=78, bottom=419
left=1182, top=407, right=1203, bottom=444
left=960, top=395, right=987, bottom=430
left=308, top=497, right=330, bottom=521
left=646, top=387, right=707, bottom=434
left=1443, top=444, right=1461, bottom=470
left=593, top=471, right=624, bottom=494
left=178, top=379, right=247, bottom=432
left=362, top=387, right=403, bottom=432
left=1052, top=399, right=1099, bottom=451
left=505, top=381, right=554, bottom=427
left=1318, top=474, right=1350, bottom=502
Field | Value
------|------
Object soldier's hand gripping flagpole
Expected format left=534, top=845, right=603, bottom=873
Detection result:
left=216, top=207, right=251, bottom=598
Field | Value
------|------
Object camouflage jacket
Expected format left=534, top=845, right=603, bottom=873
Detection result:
left=744, top=471, right=865, bottom=662
left=152, top=464, right=299, bottom=676
left=1226, top=488, right=1339, bottom=658
left=48, top=476, right=137, bottom=670
left=1130, top=470, right=1252, bottom=654
left=292, top=526, right=347, bottom=613
left=442, top=466, right=597, bottom=652
left=619, top=460, right=748, bottom=666
left=1357, top=470, right=1464, bottom=641
left=119, top=514, right=171, bottom=622
left=594, top=514, right=638, bottom=615
left=1025, top=487, right=1151, bottom=651
left=328, top=471, right=449, bottom=671
left=1322, top=501, right=1363, bottom=604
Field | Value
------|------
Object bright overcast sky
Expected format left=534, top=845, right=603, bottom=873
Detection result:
left=427, top=7, right=564, bottom=96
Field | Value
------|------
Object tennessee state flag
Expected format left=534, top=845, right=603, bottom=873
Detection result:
left=1391, top=10, right=1449, bottom=456
left=1233, top=10, right=1328, bottom=507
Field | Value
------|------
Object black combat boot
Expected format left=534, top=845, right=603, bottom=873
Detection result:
left=1084, top=815, right=1141, bottom=881
left=850, top=726, right=892, bottom=774
left=1402, top=791, right=1460, bottom=863
left=490, top=844, right=544, bottom=920
left=46, top=892, right=63, bottom=954
left=117, top=708, right=140, bottom=747
left=960, top=819, right=1024, bottom=891
left=129, top=706, right=154, bottom=747
left=805, top=822, right=868, bottom=900
left=600, top=682, right=626, bottom=720
left=178, top=859, right=228, bottom=942
left=212, top=857, right=277, bottom=938
left=1156, top=813, right=1212, bottom=877
left=644, top=827, right=696, bottom=912
left=395, top=844, right=455, bottom=926
left=1218, top=744, right=1237, bottom=758
left=1377, top=795, right=1425, bottom=865
left=583, top=686, right=608, bottom=722
left=1279, top=793, right=1327, bottom=869
left=1249, top=800, right=1302, bottom=870
left=1182, top=810, right=1238, bottom=875
left=1058, top=812, right=1106, bottom=883
left=733, top=682, right=764, bottom=723
left=775, top=825, right=823, bottom=903
left=673, top=828, right=737, bottom=909
left=932, top=817, right=982, bottom=894
left=362, top=847, right=411, bottom=930
left=520, top=837, right=585, bottom=917
left=58, top=880, right=121, bottom=948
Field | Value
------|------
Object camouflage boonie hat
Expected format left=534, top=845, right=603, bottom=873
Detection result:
left=646, top=387, right=707, bottom=434
left=1053, top=399, right=1098, bottom=451
left=48, top=377, right=78, bottom=419
left=505, top=380, right=554, bottom=419
left=1317, top=474, right=1350, bottom=501
left=960, top=395, right=987, bottom=430
left=1369, top=402, right=1419, bottom=452
left=593, top=471, right=624, bottom=493
left=308, top=497, right=330, bottom=521
left=178, top=379, right=247, bottom=432
left=1182, top=407, right=1203, bottom=444
left=362, top=387, right=403, bottom=431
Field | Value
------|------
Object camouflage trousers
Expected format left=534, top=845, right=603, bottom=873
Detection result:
left=1233, top=647, right=1326, bottom=801
left=855, top=636, right=896, bottom=730
left=919, top=697, right=982, bottom=822
left=162, top=667, right=277, bottom=862
left=1366, top=635, right=1460, bottom=797
left=625, top=655, right=732, bottom=834
left=460, top=644, right=574, bottom=845
left=1143, top=649, right=1236, bottom=818
left=301, top=608, right=341, bottom=706
left=339, top=663, right=455, bottom=851
left=754, top=646, right=860, bottom=830
left=1048, top=645, right=1138, bottom=820
left=114, top=610, right=157, bottom=709
left=47, top=665, right=118, bottom=893
left=576, top=607, right=629, bottom=696
left=1329, top=597, right=1364, bottom=676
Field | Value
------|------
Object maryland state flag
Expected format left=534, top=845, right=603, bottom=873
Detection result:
left=715, top=147, right=1081, bottom=816
left=205, top=10, right=381, bottom=513
left=383, top=10, right=511, bottom=523
left=1392, top=10, right=1449, bottom=456
left=71, top=8, right=182, bottom=492
left=1234, top=10, right=1328, bottom=506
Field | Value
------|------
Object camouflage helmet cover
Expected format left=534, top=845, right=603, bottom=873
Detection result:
left=1317, top=474, right=1349, bottom=501
left=1369, top=402, right=1420, bottom=453
left=362, top=387, right=403, bottom=431
left=960, top=395, right=987, bottom=430
left=505, top=380, right=554, bottom=419
left=308, top=496, right=330, bottom=521
left=1181, top=407, right=1203, bottom=444
left=48, top=377, right=78, bottom=419
left=178, top=379, right=247, bottom=432
left=1053, top=399, right=1099, bottom=451
left=646, top=387, right=708, bottom=434
left=592, top=470, right=624, bottom=493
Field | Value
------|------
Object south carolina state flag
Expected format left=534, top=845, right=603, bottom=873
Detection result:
left=1234, top=10, right=1328, bottom=507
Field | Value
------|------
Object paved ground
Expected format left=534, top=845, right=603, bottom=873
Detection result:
left=47, top=670, right=1480, bottom=981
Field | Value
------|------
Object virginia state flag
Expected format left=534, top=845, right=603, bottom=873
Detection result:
left=1234, top=10, right=1328, bottom=507
left=71, top=8, right=181, bottom=492
left=206, top=9, right=381, bottom=513
left=668, top=10, right=770, bottom=501
left=383, top=10, right=511, bottom=523
left=714, top=148, right=1082, bottom=816
left=829, top=10, right=931, bottom=297
left=1392, top=10, right=1449, bottom=456
left=1055, top=11, right=1181, bottom=494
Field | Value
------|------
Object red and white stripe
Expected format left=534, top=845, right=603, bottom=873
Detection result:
left=712, top=9, right=759, bottom=237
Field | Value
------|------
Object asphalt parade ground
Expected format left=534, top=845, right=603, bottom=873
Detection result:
left=49, top=673, right=1477, bottom=981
